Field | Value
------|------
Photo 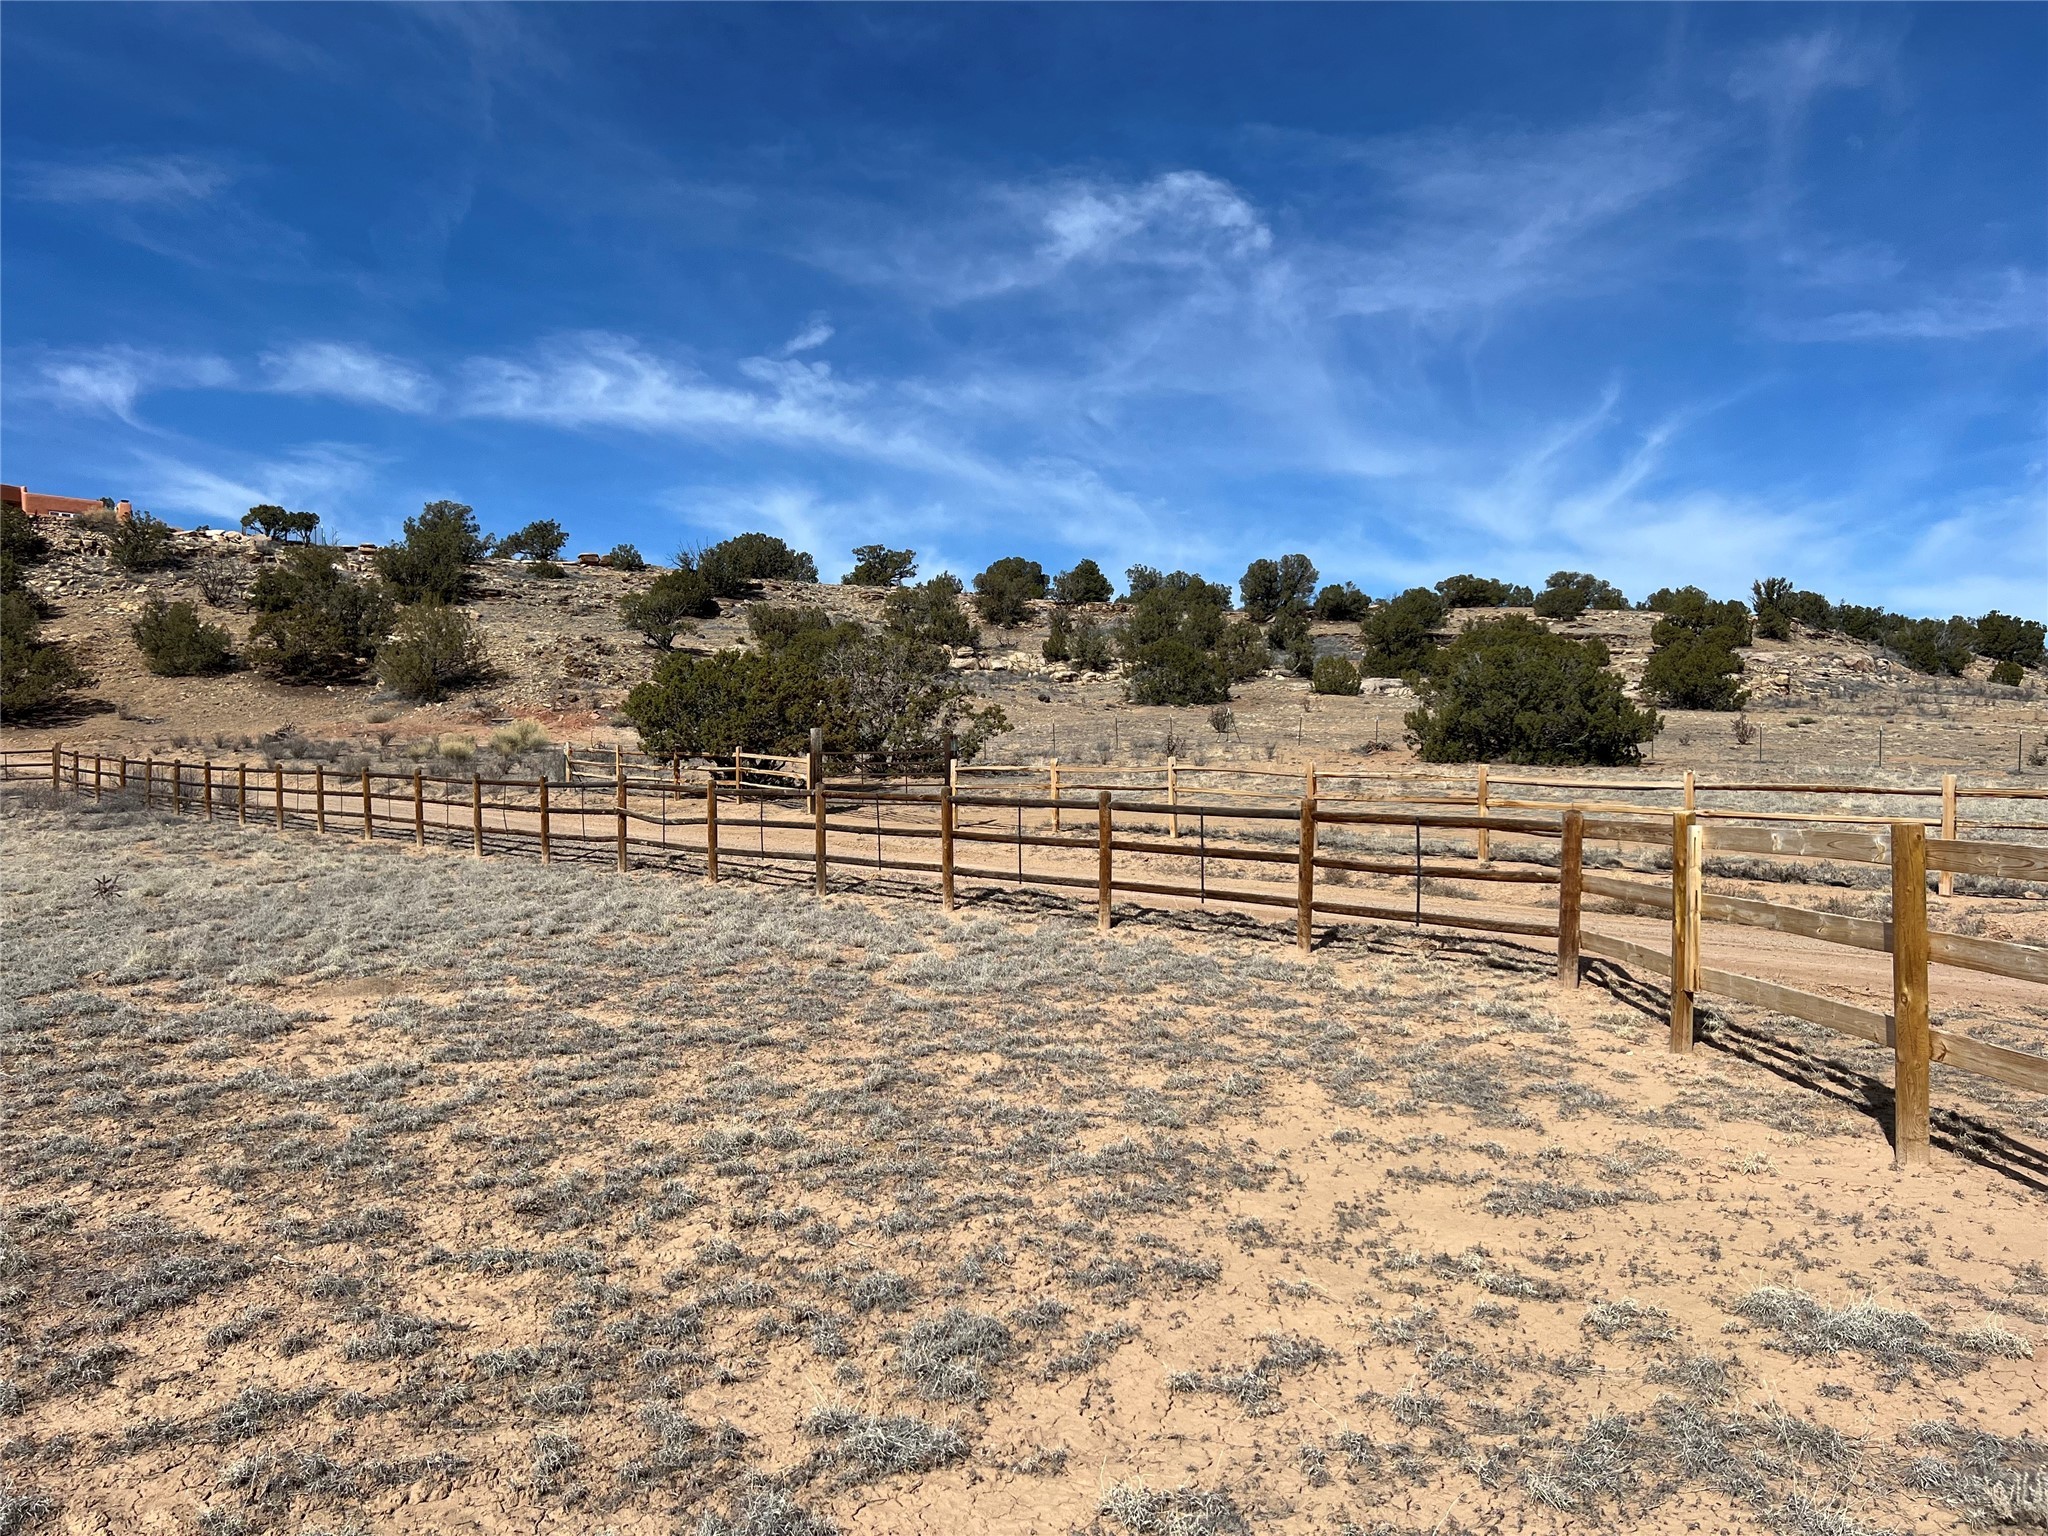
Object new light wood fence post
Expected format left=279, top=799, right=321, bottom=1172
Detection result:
left=1050, top=761, right=1061, bottom=834
left=1475, top=764, right=1490, bottom=863
left=1297, top=795, right=1317, bottom=955
left=1682, top=770, right=1696, bottom=814
left=538, top=778, right=551, bottom=864
left=1937, top=774, right=1957, bottom=898
left=202, top=762, right=212, bottom=820
left=810, top=727, right=827, bottom=897
left=1890, top=820, right=1931, bottom=1170
left=1557, top=808, right=1583, bottom=986
left=563, top=744, right=573, bottom=783
left=49, top=744, right=60, bottom=792
left=314, top=766, right=326, bottom=833
left=274, top=765, right=286, bottom=831
left=1167, top=757, right=1180, bottom=838
left=236, top=763, right=246, bottom=825
left=362, top=769, right=374, bottom=841
left=1096, top=791, right=1112, bottom=933
left=412, top=770, right=424, bottom=846
left=473, top=774, right=484, bottom=856
left=1668, top=811, right=1700, bottom=1053
left=703, top=779, right=717, bottom=884
left=615, top=765, right=628, bottom=873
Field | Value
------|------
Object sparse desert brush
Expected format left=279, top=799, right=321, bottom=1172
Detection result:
left=436, top=733, right=476, bottom=762
left=3, top=790, right=2043, bottom=1536
left=490, top=720, right=550, bottom=755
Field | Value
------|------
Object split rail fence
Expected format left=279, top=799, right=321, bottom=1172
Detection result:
left=10, top=741, right=2045, bottom=1173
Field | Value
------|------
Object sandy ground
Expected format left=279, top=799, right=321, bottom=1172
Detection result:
left=3, top=787, right=2045, bottom=1536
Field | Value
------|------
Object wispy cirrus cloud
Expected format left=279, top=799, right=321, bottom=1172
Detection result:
left=20, top=345, right=236, bottom=424
left=1726, top=28, right=1893, bottom=125
left=1784, top=269, right=2047, bottom=343
left=779, top=315, right=834, bottom=356
left=1323, top=115, right=1701, bottom=324
left=260, top=341, right=441, bottom=411
left=129, top=442, right=385, bottom=533
left=13, top=153, right=235, bottom=206
left=818, top=169, right=1274, bottom=306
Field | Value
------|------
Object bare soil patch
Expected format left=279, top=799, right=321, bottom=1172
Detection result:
left=3, top=791, right=2044, bottom=1535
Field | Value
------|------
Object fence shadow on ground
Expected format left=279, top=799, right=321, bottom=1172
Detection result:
left=8, top=769, right=2043, bottom=1190
left=1584, top=958, right=2048, bottom=1194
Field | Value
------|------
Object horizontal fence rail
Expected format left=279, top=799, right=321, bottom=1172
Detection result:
left=7, top=740, right=2044, bottom=1176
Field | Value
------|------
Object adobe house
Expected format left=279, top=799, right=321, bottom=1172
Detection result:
left=1, top=485, right=133, bottom=524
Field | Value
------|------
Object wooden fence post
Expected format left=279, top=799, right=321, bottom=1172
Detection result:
left=49, top=744, right=60, bottom=792
left=1682, top=769, right=1696, bottom=814
left=1096, top=791, right=1112, bottom=933
left=94, top=754, right=103, bottom=801
left=563, top=744, right=573, bottom=783
left=1668, top=811, right=1699, bottom=1053
left=236, top=763, right=246, bottom=825
left=473, top=774, right=484, bottom=856
left=1050, top=760, right=1061, bottom=834
left=1937, top=774, right=1956, bottom=898
left=615, top=765, right=628, bottom=873
left=1167, top=756, right=1180, bottom=838
left=172, top=761, right=184, bottom=816
left=538, top=778, right=551, bottom=864
left=145, top=757, right=154, bottom=808
left=1891, top=821, right=1931, bottom=1169
left=202, top=762, right=213, bottom=820
left=614, top=742, right=622, bottom=780
left=1557, top=809, right=1583, bottom=986
left=362, top=769, right=374, bottom=841
left=1297, top=795, right=1317, bottom=954
left=1475, top=765, right=1490, bottom=863
left=1305, top=761, right=1318, bottom=801
left=119, top=755, right=129, bottom=791
left=939, top=777, right=955, bottom=912
left=412, top=770, right=424, bottom=847
left=274, top=765, right=286, bottom=831
left=810, top=727, right=827, bottom=897
left=703, top=779, right=717, bottom=883
left=314, top=766, right=326, bottom=834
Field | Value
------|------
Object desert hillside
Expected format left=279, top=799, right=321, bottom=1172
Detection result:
left=8, top=525, right=2042, bottom=784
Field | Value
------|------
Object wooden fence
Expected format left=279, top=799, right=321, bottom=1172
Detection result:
left=569, top=747, right=2048, bottom=895
left=8, top=741, right=2044, bottom=1174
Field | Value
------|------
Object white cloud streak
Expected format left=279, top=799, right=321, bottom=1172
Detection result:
left=130, top=443, right=384, bottom=533
left=14, top=154, right=234, bottom=206
left=1787, top=269, right=2047, bottom=342
left=260, top=342, right=441, bottom=411
left=21, top=346, right=236, bottom=424
left=780, top=315, right=834, bottom=355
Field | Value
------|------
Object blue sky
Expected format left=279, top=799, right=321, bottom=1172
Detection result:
left=5, top=5, right=2043, bottom=615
